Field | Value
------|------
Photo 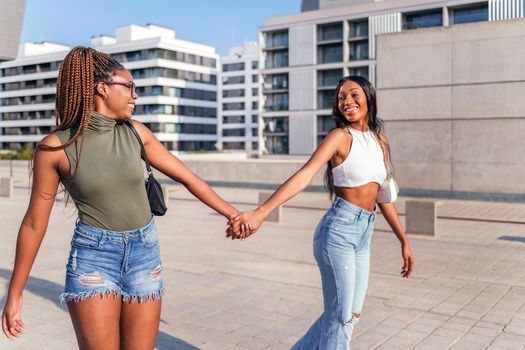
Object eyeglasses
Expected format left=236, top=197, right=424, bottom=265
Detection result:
left=103, top=81, right=137, bottom=96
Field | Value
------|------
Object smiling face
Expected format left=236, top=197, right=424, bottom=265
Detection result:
left=95, top=69, right=138, bottom=120
left=337, top=80, right=369, bottom=128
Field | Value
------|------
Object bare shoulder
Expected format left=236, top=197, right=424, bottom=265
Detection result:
left=38, top=133, right=62, bottom=148
left=33, top=133, right=65, bottom=170
left=130, top=119, right=155, bottom=144
left=326, top=127, right=350, bottom=141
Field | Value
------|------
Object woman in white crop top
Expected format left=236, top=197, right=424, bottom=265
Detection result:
left=228, top=76, right=414, bottom=349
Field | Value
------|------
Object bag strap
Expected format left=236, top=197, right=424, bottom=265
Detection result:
left=124, top=120, right=153, bottom=177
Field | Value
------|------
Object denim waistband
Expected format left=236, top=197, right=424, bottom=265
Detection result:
left=332, top=197, right=376, bottom=219
left=75, top=216, right=156, bottom=238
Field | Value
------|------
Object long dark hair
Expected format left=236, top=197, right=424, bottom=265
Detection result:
left=324, top=76, right=388, bottom=200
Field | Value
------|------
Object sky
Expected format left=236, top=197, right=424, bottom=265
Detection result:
left=20, top=0, right=301, bottom=56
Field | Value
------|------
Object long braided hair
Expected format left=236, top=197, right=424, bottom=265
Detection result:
left=324, top=76, right=390, bottom=201
left=37, top=46, right=125, bottom=176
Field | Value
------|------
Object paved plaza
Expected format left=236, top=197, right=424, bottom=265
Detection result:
left=1, top=179, right=525, bottom=349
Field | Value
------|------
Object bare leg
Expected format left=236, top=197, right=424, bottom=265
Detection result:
left=120, top=299, right=161, bottom=350
left=67, top=295, right=121, bottom=350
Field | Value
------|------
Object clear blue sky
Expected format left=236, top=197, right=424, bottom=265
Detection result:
left=20, top=0, right=301, bottom=56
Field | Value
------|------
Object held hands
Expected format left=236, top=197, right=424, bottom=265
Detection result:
left=226, top=209, right=265, bottom=240
left=2, top=294, right=25, bottom=340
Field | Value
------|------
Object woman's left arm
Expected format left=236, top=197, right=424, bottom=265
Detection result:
left=378, top=202, right=414, bottom=278
left=131, top=120, right=239, bottom=220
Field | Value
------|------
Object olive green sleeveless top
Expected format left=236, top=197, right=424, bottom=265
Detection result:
left=55, top=111, right=152, bottom=231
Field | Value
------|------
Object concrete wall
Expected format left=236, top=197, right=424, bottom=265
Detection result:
left=155, top=158, right=326, bottom=190
left=376, top=18, right=525, bottom=196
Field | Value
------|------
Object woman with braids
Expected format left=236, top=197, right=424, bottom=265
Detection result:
left=227, top=76, right=415, bottom=349
left=1, top=46, right=248, bottom=349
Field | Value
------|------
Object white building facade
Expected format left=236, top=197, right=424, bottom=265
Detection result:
left=217, top=42, right=260, bottom=155
left=259, top=0, right=522, bottom=155
left=0, top=24, right=219, bottom=152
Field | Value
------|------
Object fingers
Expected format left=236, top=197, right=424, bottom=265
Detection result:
left=401, top=256, right=414, bottom=278
left=228, top=214, right=243, bottom=225
left=2, top=314, right=11, bottom=339
left=2, top=313, right=23, bottom=340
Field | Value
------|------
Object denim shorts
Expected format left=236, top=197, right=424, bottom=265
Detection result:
left=59, top=217, right=164, bottom=303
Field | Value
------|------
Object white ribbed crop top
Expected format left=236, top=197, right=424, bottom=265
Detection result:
left=331, top=127, right=387, bottom=188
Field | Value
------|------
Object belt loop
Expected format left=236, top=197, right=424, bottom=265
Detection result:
left=369, top=211, right=375, bottom=224
left=357, top=209, right=362, bottom=221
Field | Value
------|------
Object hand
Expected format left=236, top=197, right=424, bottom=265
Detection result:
left=401, top=244, right=414, bottom=278
left=226, top=209, right=264, bottom=240
left=225, top=210, right=255, bottom=240
left=2, top=293, right=25, bottom=340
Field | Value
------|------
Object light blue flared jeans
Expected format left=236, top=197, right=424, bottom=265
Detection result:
left=292, top=197, right=376, bottom=350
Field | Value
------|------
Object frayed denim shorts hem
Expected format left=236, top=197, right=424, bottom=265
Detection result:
left=59, top=216, right=165, bottom=304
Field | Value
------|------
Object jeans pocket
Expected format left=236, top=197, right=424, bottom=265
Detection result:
left=141, top=229, right=159, bottom=248
left=71, top=229, right=102, bottom=249
left=333, top=210, right=358, bottom=225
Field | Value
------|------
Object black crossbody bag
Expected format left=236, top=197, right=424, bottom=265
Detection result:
left=125, top=121, right=167, bottom=216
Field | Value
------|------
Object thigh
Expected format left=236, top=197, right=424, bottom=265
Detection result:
left=352, top=249, right=371, bottom=313
left=120, top=299, right=162, bottom=350
left=315, top=239, right=356, bottom=323
left=67, top=296, right=121, bottom=350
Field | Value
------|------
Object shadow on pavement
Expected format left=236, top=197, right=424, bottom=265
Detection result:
left=0, top=268, right=200, bottom=350
left=498, top=235, right=525, bottom=243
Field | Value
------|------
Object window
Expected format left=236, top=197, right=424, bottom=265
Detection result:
left=252, top=101, right=258, bottom=110
left=168, top=87, right=181, bottom=97
left=317, top=115, right=334, bottom=146
left=223, top=102, right=245, bottom=111
left=349, top=66, right=369, bottom=80
left=252, top=88, right=258, bottom=96
left=222, top=62, right=245, bottom=71
left=222, top=89, right=245, bottom=98
left=264, top=116, right=289, bottom=133
left=317, top=90, right=335, bottom=110
left=264, top=135, right=289, bottom=154
left=318, top=69, right=343, bottom=88
left=349, top=40, right=369, bottom=61
left=265, top=31, right=288, bottom=48
left=349, top=19, right=369, bottom=38
left=317, top=22, right=343, bottom=42
left=451, top=3, right=488, bottom=24
left=252, top=60, right=259, bottom=69
left=223, top=128, right=245, bottom=137
left=317, top=44, right=343, bottom=64
left=265, top=93, right=288, bottom=111
left=252, top=74, right=259, bottom=83
left=263, top=116, right=289, bottom=154
left=264, top=74, right=288, bottom=91
left=151, top=86, right=163, bottom=96
left=265, top=50, right=288, bottom=68
left=223, top=115, right=245, bottom=124
left=404, top=9, right=443, bottom=29
left=222, top=76, right=245, bottom=85
left=223, top=142, right=245, bottom=150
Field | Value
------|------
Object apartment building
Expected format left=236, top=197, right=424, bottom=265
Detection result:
left=259, top=0, right=521, bottom=155
left=0, top=24, right=219, bottom=152
left=217, top=42, right=260, bottom=155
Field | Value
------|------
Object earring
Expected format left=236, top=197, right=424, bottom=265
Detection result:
left=103, top=95, right=107, bottom=100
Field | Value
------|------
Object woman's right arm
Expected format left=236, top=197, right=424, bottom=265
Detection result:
left=2, top=134, right=61, bottom=339
left=228, top=128, right=347, bottom=237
